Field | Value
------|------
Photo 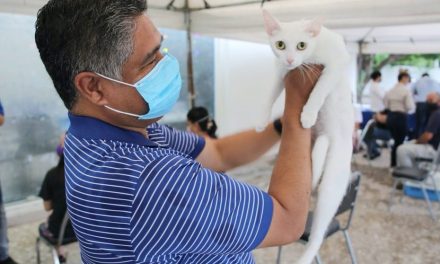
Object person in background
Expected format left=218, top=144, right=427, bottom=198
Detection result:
left=187, top=106, right=218, bottom=139
left=39, top=134, right=76, bottom=263
left=0, top=100, right=18, bottom=264
left=367, top=71, right=386, bottom=113
left=384, top=71, right=416, bottom=167
left=397, top=92, right=440, bottom=168
left=352, top=103, right=363, bottom=153
left=360, top=71, right=392, bottom=159
left=412, top=73, right=440, bottom=137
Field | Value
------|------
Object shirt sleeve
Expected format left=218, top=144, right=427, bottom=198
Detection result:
left=383, top=93, right=389, bottom=110
left=426, top=111, right=440, bottom=134
left=130, top=155, right=273, bottom=262
left=39, top=169, right=54, bottom=201
left=147, top=123, right=205, bottom=159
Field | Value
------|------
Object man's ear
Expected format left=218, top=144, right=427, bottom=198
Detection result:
left=74, top=72, right=109, bottom=106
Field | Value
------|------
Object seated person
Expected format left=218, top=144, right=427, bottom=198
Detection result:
left=396, top=92, right=440, bottom=167
left=39, top=135, right=76, bottom=263
left=187, top=106, right=218, bottom=139
left=363, top=111, right=392, bottom=160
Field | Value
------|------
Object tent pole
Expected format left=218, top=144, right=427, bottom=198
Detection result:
left=356, top=41, right=364, bottom=102
left=184, top=0, right=196, bottom=108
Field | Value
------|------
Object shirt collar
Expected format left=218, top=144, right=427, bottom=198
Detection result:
left=68, top=113, right=158, bottom=147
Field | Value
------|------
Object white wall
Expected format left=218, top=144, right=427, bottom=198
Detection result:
left=214, top=38, right=284, bottom=137
left=214, top=38, right=359, bottom=136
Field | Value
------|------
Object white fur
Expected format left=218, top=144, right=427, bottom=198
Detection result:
left=262, top=10, right=354, bottom=264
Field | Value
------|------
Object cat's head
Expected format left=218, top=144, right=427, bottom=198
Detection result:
left=263, top=9, right=322, bottom=69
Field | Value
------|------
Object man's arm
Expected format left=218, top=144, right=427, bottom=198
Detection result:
left=417, top=111, right=439, bottom=144
left=405, top=90, right=416, bottom=113
left=416, top=132, right=433, bottom=144
left=0, top=115, right=4, bottom=126
left=196, top=124, right=279, bottom=172
left=43, top=201, right=53, bottom=211
left=198, top=66, right=319, bottom=246
left=258, top=68, right=319, bottom=247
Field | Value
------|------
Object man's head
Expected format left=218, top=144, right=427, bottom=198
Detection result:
left=370, top=71, right=382, bottom=82
left=35, top=0, right=168, bottom=129
left=426, top=92, right=440, bottom=105
left=398, top=72, right=411, bottom=85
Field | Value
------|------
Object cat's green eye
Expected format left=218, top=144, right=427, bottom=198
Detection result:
left=297, top=42, right=307, bottom=50
left=275, top=41, right=286, bottom=50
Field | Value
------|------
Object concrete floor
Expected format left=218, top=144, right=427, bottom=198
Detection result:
left=5, top=150, right=440, bottom=264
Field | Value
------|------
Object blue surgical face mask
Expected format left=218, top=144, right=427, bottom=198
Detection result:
left=96, top=53, right=182, bottom=119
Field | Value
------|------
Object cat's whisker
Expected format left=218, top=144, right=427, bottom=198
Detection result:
left=303, top=63, right=320, bottom=78
left=298, top=65, right=307, bottom=85
left=301, top=63, right=315, bottom=84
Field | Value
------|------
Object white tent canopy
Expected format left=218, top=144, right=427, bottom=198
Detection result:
left=2, top=0, right=440, bottom=53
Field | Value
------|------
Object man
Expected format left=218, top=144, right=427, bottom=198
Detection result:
left=35, top=1, right=320, bottom=263
left=365, top=71, right=386, bottom=113
left=397, top=92, right=440, bottom=168
left=362, top=71, right=392, bottom=159
left=412, top=73, right=440, bottom=137
left=384, top=71, right=416, bottom=167
left=0, top=100, right=17, bottom=264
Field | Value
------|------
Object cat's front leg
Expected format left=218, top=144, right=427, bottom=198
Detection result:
left=301, top=68, right=339, bottom=128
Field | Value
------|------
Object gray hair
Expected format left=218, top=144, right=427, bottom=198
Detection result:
left=35, top=0, right=147, bottom=110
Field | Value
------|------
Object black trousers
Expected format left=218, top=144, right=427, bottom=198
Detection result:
left=415, top=102, right=429, bottom=138
left=386, top=112, right=408, bottom=167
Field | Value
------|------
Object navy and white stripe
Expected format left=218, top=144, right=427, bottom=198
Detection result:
left=65, top=114, right=273, bottom=263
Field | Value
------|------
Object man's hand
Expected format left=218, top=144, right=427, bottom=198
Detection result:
left=282, top=65, right=324, bottom=126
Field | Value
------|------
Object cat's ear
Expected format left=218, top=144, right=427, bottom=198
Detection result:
left=262, top=9, right=280, bottom=36
left=305, top=18, right=323, bottom=37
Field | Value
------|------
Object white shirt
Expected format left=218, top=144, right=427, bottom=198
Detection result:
left=411, top=76, right=440, bottom=103
left=369, top=81, right=386, bottom=112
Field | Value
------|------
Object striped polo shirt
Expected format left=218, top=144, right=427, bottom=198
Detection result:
left=65, top=114, right=273, bottom=263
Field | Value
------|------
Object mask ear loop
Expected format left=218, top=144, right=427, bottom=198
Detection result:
left=95, top=73, right=136, bottom=88
left=195, top=115, right=210, bottom=123
left=95, top=72, right=149, bottom=118
left=104, top=105, right=142, bottom=118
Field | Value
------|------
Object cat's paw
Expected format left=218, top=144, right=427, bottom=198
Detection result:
left=301, top=111, right=317, bottom=128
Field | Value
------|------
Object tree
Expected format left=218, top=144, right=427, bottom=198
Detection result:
left=358, top=53, right=440, bottom=101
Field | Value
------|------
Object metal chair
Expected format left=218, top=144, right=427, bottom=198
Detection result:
left=389, top=145, right=440, bottom=221
left=36, top=212, right=76, bottom=264
left=276, top=172, right=361, bottom=264
left=357, top=119, right=376, bottom=161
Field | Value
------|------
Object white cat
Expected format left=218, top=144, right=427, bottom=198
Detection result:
left=262, top=10, right=354, bottom=264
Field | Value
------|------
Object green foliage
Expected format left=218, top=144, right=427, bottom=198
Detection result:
left=373, top=54, right=440, bottom=68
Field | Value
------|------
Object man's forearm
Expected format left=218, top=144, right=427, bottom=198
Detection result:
left=269, top=111, right=312, bottom=216
left=214, top=122, right=280, bottom=171
left=416, top=132, right=432, bottom=144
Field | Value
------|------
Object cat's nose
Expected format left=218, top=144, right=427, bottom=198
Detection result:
left=287, top=58, right=294, bottom=65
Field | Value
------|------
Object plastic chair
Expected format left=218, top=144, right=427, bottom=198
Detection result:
left=36, top=212, right=76, bottom=264
left=276, top=172, right=361, bottom=264
left=389, top=145, right=440, bottom=221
